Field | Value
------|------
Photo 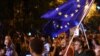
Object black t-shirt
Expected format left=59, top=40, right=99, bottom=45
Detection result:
left=74, top=50, right=86, bottom=56
left=84, top=49, right=96, bottom=56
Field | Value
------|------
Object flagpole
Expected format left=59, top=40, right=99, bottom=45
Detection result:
left=64, top=0, right=95, bottom=56
left=80, top=23, right=90, bottom=49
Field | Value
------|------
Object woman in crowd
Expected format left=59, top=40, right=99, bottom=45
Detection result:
left=4, top=35, right=18, bottom=56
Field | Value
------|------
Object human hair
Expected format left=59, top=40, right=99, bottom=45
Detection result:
left=4, top=35, right=12, bottom=45
left=73, top=38, right=84, bottom=49
left=93, top=35, right=100, bottom=45
left=29, top=38, right=44, bottom=55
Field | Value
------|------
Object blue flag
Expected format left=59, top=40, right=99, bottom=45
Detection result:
left=41, top=0, right=86, bottom=21
left=41, top=0, right=93, bottom=37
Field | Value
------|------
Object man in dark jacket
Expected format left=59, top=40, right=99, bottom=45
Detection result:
left=74, top=38, right=86, bottom=56
left=29, top=38, right=44, bottom=56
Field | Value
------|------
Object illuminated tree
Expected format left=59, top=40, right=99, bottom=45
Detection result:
left=84, top=3, right=97, bottom=23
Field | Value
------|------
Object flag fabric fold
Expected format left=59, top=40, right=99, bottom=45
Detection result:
left=41, top=0, right=92, bottom=37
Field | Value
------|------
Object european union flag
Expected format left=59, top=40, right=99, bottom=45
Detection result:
left=41, top=0, right=86, bottom=21
left=43, top=20, right=79, bottom=37
left=41, top=0, right=94, bottom=37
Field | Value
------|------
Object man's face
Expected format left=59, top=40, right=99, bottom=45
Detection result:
left=4, top=40, right=10, bottom=46
left=74, top=41, right=81, bottom=51
left=61, top=39, right=66, bottom=47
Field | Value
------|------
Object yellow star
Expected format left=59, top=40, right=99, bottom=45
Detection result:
left=65, top=25, right=67, bottom=28
left=58, top=12, right=62, bottom=15
left=77, top=4, right=81, bottom=8
left=56, top=8, right=59, bottom=11
left=71, top=13, right=74, bottom=17
left=67, top=23, right=70, bottom=25
left=77, top=0, right=80, bottom=2
left=60, top=26, right=63, bottom=29
left=75, top=10, right=78, bottom=13
left=64, top=14, right=68, bottom=18
left=56, top=25, right=59, bottom=27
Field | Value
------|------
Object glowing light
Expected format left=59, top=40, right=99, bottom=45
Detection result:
left=64, top=14, right=68, bottom=18
left=60, top=26, right=63, bottom=29
left=56, top=8, right=59, bottom=11
left=84, top=3, right=97, bottom=23
left=67, top=22, right=70, bottom=25
left=49, top=1, right=54, bottom=6
left=75, top=9, right=78, bottom=13
left=65, top=25, right=67, bottom=28
left=53, top=37, right=55, bottom=40
left=58, top=12, right=62, bottom=15
left=77, top=0, right=80, bottom=2
left=77, top=4, right=81, bottom=8
left=97, top=6, right=100, bottom=10
left=85, top=4, right=89, bottom=9
left=56, top=25, right=59, bottom=27
left=57, top=0, right=65, bottom=4
left=53, top=21, right=55, bottom=23
left=28, top=32, right=31, bottom=36
left=71, top=13, right=74, bottom=17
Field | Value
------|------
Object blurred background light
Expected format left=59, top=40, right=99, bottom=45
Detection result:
left=97, top=6, right=100, bottom=10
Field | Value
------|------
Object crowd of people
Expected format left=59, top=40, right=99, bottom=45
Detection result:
left=0, top=31, right=100, bottom=56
